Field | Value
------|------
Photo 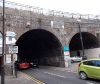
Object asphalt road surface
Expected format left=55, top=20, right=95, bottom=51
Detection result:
left=22, top=67, right=100, bottom=84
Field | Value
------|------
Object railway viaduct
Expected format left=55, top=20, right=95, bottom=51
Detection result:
left=0, top=1, right=100, bottom=71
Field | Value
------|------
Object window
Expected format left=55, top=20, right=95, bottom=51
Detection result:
left=83, top=60, right=95, bottom=66
left=83, top=61, right=88, bottom=65
left=83, top=60, right=100, bottom=67
left=95, top=60, right=100, bottom=67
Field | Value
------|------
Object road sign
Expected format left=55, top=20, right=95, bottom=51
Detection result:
left=6, top=31, right=16, bottom=37
left=9, top=46, right=18, bottom=54
left=64, top=45, right=69, bottom=51
left=0, top=47, right=2, bottom=55
left=6, top=54, right=11, bottom=63
left=51, top=21, right=64, bottom=29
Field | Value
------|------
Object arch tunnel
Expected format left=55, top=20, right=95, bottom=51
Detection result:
left=16, top=29, right=64, bottom=67
left=69, top=32, right=99, bottom=57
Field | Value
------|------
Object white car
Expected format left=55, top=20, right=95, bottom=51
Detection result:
left=70, top=56, right=82, bottom=62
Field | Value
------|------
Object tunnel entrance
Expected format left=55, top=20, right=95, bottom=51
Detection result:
left=69, top=32, right=99, bottom=58
left=16, top=29, right=63, bottom=67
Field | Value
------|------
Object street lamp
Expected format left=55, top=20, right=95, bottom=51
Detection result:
left=1, top=0, right=5, bottom=84
left=77, top=20, right=87, bottom=60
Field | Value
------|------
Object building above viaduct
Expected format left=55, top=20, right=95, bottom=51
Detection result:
left=0, top=1, right=100, bottom=68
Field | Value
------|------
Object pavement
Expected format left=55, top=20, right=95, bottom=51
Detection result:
left=0, top=71, right=37, bottom=84
left=0, top=62, right=79, bottom=84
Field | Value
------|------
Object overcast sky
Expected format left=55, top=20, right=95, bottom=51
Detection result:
left=8, top=0, right=100, bottom=15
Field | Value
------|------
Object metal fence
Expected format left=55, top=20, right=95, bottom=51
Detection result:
left=0, top=0, right=100, bottom=20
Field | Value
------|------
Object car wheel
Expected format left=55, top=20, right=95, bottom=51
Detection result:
left=79, top=72, right=88, bottom=80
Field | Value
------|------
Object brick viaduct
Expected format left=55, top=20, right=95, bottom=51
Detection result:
left=0, top=1, right=100, bottom=69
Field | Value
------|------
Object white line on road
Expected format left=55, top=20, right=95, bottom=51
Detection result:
left=44, top=72, right=66, bottom=78
left=53, top=68, right=77, bottom=73
left=86, top=81, right=94, bottom=84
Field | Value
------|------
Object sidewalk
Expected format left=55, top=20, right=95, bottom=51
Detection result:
left=0, top=72, right=37, bottom=84
left=0, top=63, right=79, bottom=84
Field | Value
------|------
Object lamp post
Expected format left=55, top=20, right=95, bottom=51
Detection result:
left=1, top=0, right=5, bottom=84
left=77, top=20, right=86, bottom=60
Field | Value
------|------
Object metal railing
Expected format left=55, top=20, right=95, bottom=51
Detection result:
left=0, top=0, right=100, bottom=20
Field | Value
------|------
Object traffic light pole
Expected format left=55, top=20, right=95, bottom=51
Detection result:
left=1, top=0, right=5, bottom=84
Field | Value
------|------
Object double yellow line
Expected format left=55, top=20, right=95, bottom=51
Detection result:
left=21, top=72, right=45, bottom=84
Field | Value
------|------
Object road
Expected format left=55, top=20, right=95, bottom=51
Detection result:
left=22, top=66, right=100, bottom=84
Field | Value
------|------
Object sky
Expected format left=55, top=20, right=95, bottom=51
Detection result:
left=7, top=0, right=100, bottom=15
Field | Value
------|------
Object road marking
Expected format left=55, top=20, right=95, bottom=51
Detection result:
left=86, top=81, right=94, bottom=84
left=21, top=72, right=45, bottom=84
left=53, top=68, right=77, bottom=73
left=44, top=72, right=66, bottom=78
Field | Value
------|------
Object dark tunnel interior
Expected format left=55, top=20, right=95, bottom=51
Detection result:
left=16, top=29, right=63, bottom=66
left=69, top=32, right=99, bottom=51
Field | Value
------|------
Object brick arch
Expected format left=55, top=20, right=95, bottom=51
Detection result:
left=69, top=32, right=99, bottom=51
left=16, top=29, right=65, bottom=67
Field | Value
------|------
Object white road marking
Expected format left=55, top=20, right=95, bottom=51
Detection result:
left=86, top=81, right=94, bottom=84
left=53, top=68, right=77, bottom=73
left=44, top=72, right=66, bottom=78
